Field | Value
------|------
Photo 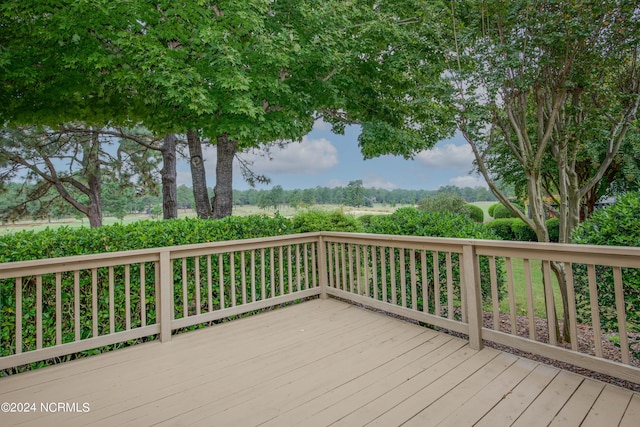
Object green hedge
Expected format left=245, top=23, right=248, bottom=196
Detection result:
left=485, top=218, right=559, bottom=243
left=462, top=204, right=484, bottom=223
left=572, top=193, right=640, bottom=332
left=292, top=210, right=363, bottom=233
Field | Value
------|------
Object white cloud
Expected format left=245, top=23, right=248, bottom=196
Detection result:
left=312, top=118, right=332, bottom=131
left=363, top=174, right=398, bottom=190
left=240, top=137, right=338, bottom=175
left=449, top=175, right=488, bottom=188
left=415, top=143, right=474, bottom=172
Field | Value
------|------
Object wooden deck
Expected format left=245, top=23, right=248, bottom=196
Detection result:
left=1, top=298, right=638, bottom=427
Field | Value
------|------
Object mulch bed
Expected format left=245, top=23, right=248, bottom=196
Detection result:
left=476, top=311, right=640, bottom=392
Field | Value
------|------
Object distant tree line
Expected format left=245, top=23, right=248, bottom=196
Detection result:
left=0, top=180, right=497, bottom=223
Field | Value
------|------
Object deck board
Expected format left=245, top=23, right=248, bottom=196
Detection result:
left=1, top=298, right=638, bottom=426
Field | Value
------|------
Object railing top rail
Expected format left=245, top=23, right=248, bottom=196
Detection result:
left=2, top=231, right=639, bottom=278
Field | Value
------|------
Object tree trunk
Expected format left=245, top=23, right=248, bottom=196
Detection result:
left=212, top=135, right=238, bottom=219
left=160, top=134, right=178, bottom=219
left=83, top=129, right=103, bottom=227
left=187, top=129, right=212, bottom=218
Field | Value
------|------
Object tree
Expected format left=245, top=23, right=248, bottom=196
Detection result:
left=0, top=125, right=162, bottom=227
left=343, top=180, right=366, bottom=207
left=445, top=0, right=640, bottom=341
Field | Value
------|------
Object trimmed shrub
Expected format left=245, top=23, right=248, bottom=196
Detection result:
left=492, top=203, right=520, bottom=219
left=485, top=219, right=517, bottom=240
left=488, top=203, right=499, bottom=218
left=462, top=204, right=484, bottom=223
left=357, top=214, right=375, bottom=228
left=511, top=220, right=537, bottom=242
left=572, top=192, right=640, bottom=331
left=291, top=209, right=363, bottom=233
left=417, top=193, right=466, bottom=214
left=0, top=215, right=293, bottom=262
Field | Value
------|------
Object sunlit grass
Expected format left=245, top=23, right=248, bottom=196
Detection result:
left=492, top=258, right=565, bottom=319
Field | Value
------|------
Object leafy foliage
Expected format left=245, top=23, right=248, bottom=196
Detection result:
left=571, top=193, right=640, bottom=331
left=291, top=210, right=363, bottom=233
left=462, top=204, right=484, bottom=223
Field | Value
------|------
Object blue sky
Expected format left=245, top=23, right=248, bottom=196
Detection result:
left=177, top=120, right=488, bottom=191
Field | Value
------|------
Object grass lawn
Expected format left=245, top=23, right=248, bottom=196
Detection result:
left=490, top=258, right=564, bottom=320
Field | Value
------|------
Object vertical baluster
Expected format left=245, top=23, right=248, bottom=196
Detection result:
left=311, top=242, right=317, bottom=288
left=327, top=242, right=340, bottom=288
left=279, top=246, right=285, bottom=294
left=381, top=247, right=387, bottom=303
left=74, top=271, right=81, bottom=339
left=15, top=277, right=22, bottom=354
left=348, top=244, right=355, bottom=294
left=270, top=248, right=275, bottom=298
left=125, top=265, right=131, bottom=330
left=523, top=259, right=536, bottom=340
left=207, top=256, right=212, bottom=312
left=140, top=263, right=146, bottom=327
left=56, top=272, right=62, bottom=345
left=543, top=260, right=557, bottom=346
left=421, top=251, right=428, bottom=314
left=400, top=248, right=406, bottom=308
left=36, top=275, right=42, bottom=349
left=356, top=245, right=362, bottom=295
left=182, top=258, right=188, bottom=318
left=613, top=266, right=630, bottom=364
left=109, top=266, right=115, bottom=334
left=333, top=243, right=340, bottom=290
left=364, top=245, right=370, bottom=298
left=372, top=246, right=378, bottom=300
left=251, top=250, right=256, bottom=302
left=195, top=257, right=201, bottom=315
left=564, top=262, right=578, bottom=351
left=341, top=243, right=347, bottom=291
left=433, top=252, right=440, bottom=317
left=219, top=254, right=226, bottom=309
left=446, top=252, right=453, bottom=320
left=241, top=251, right=247, bottom=305
left=261, top=248, right=266, bottom=300
left=490, top=256, right=500, bottom=330
left=296, top=244, right=302, bottom=292
left=587, top=264, right=602, bottom=357
left=287, top=245, right=293, bottom=292
left=231, top=251, right=237, bottom=306
left=390, top=248, right=397, bottom=305
left=92, top=268, right=98, bottom=338
left=410, top=249, right=417, bottom=310
left=304, top=243, right=310, bottom=290
left=505, top=258, right=517, bottom=335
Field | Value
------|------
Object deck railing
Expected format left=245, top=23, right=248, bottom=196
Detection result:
left=1, top=232, right=639, bottom=384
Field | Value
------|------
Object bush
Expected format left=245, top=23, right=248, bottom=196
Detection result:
left=511, top=220, right=537, bottom=242
left=488, top=203, right=499, bottom=218
left=492, top=203, right=521, bottom=219
left=546, top=218, right=559, bottom=243
left=417, top=193, right=466, bottom=214
left=357, top=214, right=375, bottom=228
left=291, top=209, right=363, bottom=233
left=572, top=193, right=640, bottom=331
left=485, top=219, right=517, bottom=240
left=0, top=215, right=293, bottom=262
left=462, top=204, right=484, bottom=223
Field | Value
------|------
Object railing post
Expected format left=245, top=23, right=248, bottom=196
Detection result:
left=463, top=244, right=483, bottom=350
left=159, top=250, right=172, bottom=342
left=317, top=235, right=329, bottom=299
